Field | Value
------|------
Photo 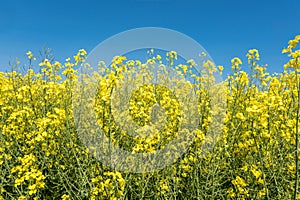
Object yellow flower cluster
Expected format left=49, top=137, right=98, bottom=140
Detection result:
left=90, top=171, right=125, bottom=200
left=0, top=35, right=300, bottom=199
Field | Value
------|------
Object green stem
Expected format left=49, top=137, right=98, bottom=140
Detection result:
left=294, top=57, right=299, bottom=200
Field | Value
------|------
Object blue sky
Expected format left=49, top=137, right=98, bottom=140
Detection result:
left=0, top=0, right=299, bottom=77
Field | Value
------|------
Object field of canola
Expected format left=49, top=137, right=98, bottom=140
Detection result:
left=0, top=35, right=300, bottom=199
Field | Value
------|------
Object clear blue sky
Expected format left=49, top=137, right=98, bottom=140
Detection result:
left=0, top=0, right=299, bottom=77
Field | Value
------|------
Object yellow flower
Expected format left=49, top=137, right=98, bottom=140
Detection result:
left=257, top=188, right=267, bottom=197
left=61, top=194, right=71, bottom=200
left=218, top=65, right=224, bottom=74
left=236, top=112, right=246, bottom=121
left=18, top=196, right=27, bottom=200
left=247, top=49, right=260, bottom=61
left=231, top=57, right=242, bottom=71
left=228, top=188, right=235, bottom=197
left=250, top=165, right=262, bottom=179
left=26, top=51, right=34, bottom=59
left=257, top=178, right=264, bottom=185
left=240, top=165, right=248, bottom=172
left=232, top=176, right=247, bottom=188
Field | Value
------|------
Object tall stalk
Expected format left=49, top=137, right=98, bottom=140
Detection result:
left=294, top=58, right=299, bottom=200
